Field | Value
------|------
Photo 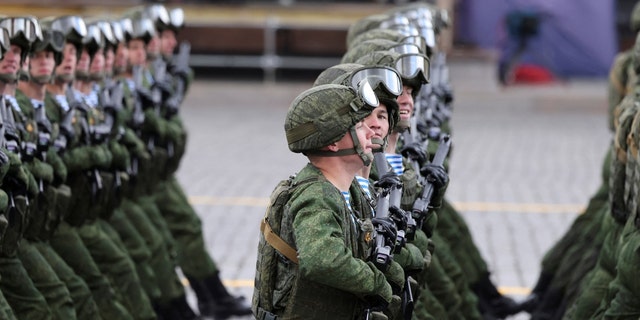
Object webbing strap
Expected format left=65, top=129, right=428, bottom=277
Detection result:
left=261, top=218, right=299, bottom=264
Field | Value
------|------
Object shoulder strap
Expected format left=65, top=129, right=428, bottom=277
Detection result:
left=260, top=175, right=319, bottom=265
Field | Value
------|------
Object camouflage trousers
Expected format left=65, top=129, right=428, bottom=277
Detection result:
left=0, top=253, right=50, bottom=319
left=565, top=212, right=622, bottom=319
left=153, top=176, right=218, bottom=279
left=437, top=198, right=488, bottom=287
left=112, top=199, right=186, bottom=306
left=17, top=240, right=76, bottom=320
left=599, top=212, right=640, bottom=318
left=49, top=221, right=132, bottom=320
left=31, top=241, right=101, bottom=319
left=77, top=219, right=156, bottom=320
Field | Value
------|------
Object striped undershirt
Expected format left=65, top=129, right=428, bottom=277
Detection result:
left=385, top=153, right=405, bottom=175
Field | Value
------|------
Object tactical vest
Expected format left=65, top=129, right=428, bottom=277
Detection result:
left=253, top=166, right=374, bottom=320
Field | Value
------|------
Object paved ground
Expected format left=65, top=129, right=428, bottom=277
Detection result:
left=175, top=57, right=611, bottom=319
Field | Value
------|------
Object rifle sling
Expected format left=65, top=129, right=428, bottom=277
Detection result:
left=261, top=217, right=299, bottom=264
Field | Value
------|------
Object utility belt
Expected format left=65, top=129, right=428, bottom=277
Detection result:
left=138, top=146, right=169, bottom=195
left=0, top=194, right=29, bottom=257
left=65, top=170, right=101, bottom=226
left=255, top=307, right=278, bottom=320
left=23, top=184, right=60, bottom=242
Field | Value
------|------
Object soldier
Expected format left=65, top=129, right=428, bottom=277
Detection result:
left=253, top=83, right=399, bottom=319
left=0, top=18, right=45, bottom=320
left=14, top=17, right=105, bottom=319
left=130, top=5, right=252, bottom=318
left=521, top=3, right=640, bottom=318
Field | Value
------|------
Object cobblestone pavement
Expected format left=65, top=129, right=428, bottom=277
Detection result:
left=175, top=58, right=610, bottom=319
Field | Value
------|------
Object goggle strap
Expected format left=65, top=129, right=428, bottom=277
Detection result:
left=286, top=122, right=317, bottom=145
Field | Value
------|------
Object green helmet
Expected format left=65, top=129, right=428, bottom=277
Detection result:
left=346, top=14, right=389, bottom=48
left=168, top=8, right=185, bottom=32
left=348, top=28, right=407, bottom=50
left=23, top=18, right=63, bottom=84
left=356, top=50, right=429, bottom=94
left=314, top=63, right=400, bottom=133
left=142, top=4, right=171, bottom=32
left=632, top=1, right=640, bottom=33
left=0, top=16, right=41, bottom=64
left=41, top=15, right=87, bottom=61
left=341, top=38, right=400, bottom=64
left=122, top=8, right=156, bottom=44
left=285, top=83, right=378, bottom=165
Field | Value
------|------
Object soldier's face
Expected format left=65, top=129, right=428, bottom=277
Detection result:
left=77, top=49, right=90, bottom=72
left=29, top=51, right=55, bottom=78
left=161, top=29, right=177, bottom=56
left=89, top=48, right=105, bottom=74
left=147, top=35, right=160, bottom=55
left=115, top=42, right=129, bottom=70
left=335, top=120, right=374, bottom=159
left=397, top=85, right=414, bottom=122
left=56, top=43, right=77, bottom=77
left=364, top=104, right=390, bottom=148
left=0, top=45, right=22, bottom=75
left=128, top=39, right=146, bottom=66
left=104, top=48, right=114, bottom=72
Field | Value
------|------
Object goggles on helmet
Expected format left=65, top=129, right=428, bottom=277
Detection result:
left=389, top=43, right=422, bottom=55
left=169, top=8, right=185, bottom=30
left=110, top=20, right=125, bottom=43
left=84, top=23, right=104, bottom=48
left=143, top=4, right=170, bottom=30
left=97, top=21, right=116, bottom=46
left=0, top=16, right=42, bottom=43
left=33, top=29, right=65, bottom=54
left=119, top=18, right=134, bottom=41
left=0, top=27, right=10, bottom=56
left=348, top=66, right=402, bottom=98
left=400, top=35, right=427, bottom=55
left=379, top=15, right=411, bottom=30
left=50, top=16, right=87, bottom=43
left=394, top=53, right=429, bottom=84
left=131, top=17, right=155, bottom=43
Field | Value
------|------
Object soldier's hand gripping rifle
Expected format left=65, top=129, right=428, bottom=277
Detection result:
left=33, top=106, right=53, bottom=193
left=165, top=42, right=191, bottom=118
left=97, top=81, right=124, bottom=197
left=411, top=134, right=451, bottom=231
left=65, top=87, right=102, bottom=204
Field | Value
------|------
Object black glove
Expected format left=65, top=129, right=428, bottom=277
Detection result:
left=374, top=172, right=402, bottom=190
left=419, top=164, right=448, bottom=189
left=136, top=87, right=155, bottom=108
left=420, top=164, right=449, bottom=209
left=388, top=206, right=408, bottom=234
left=153, top=79, right=174, bottom=100
left=372, top=216, right=398, bottom=247
left=400, top=142, right=428, bottom=165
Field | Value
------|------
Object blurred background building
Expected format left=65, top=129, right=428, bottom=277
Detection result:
left=0, top=0, right=636, bottom=79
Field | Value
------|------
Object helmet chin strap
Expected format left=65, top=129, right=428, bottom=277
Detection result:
left=304, top=127, right=373, bottom=167
left=394, top=119, right=410, bottom=133
left=0, top=73, right=17, bottom=84
left=30, top=74, right=52, bottom=85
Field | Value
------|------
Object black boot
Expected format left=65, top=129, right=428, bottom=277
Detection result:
left=202, top=273, right=252, bottom=320
left=519, top=272, right=554, bottom=313
left=471, top=273, right=521, bottom=319
left=160, top=295, right=201, bottom=320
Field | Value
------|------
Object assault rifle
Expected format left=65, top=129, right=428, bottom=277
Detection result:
left=65, top=87, right=102, bottom=204
left=411, top=134, right=451, bottom=230
left=97, top=79, right=124, bottom=198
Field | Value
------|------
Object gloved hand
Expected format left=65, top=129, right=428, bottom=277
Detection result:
left=153, top=79, right=174, bottom=100
left=384, top=294, right=403, bottom=320
left=136, top=87, right=155, bottom=108
left=0, top=148, right=10, bottom=182
left=374, top=172, right=402, bottom=190
left=400, top=142, right=428, bottom=165
left=388, top=206, right=408, bottom=250
left=372, top=216, right=398, bottom=250
left=419, top=163, right=449, bottom=209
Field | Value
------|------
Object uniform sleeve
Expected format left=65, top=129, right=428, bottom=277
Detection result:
left=291, top=183, right=392, bottom=303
